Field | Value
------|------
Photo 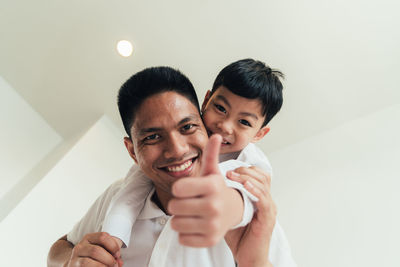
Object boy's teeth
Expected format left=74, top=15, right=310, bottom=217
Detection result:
left=167, top=160, right=192, bottom=172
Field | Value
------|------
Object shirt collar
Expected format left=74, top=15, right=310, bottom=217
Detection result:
left=137, top=187, right=168, bottom=220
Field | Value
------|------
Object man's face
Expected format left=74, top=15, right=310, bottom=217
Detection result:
left=201, top=86, right=269, bottom=154
left=125, top=91, right=208, bottom=199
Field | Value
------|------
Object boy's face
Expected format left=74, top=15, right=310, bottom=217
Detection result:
left=201, top=86, right=270, bottom=154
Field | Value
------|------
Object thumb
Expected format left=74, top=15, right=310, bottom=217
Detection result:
left=200, top=134, right=222, bottom=176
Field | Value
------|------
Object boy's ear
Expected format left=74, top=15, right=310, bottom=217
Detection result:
left=201, top=90, right=212, bottom=113
left=124, top=137, right=138, bottom=164
left=252, top=126, right=270, bottom=142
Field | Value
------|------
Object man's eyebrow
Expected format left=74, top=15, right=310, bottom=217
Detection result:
left=239, top=112, right=259, bottom=120
left=178, top=114, right=201, bottom=125
left=215, top=95, right=231, bottom=109
left=136, top=114, right=200, bottom=137
left=137, top=127, right=162, bottom=137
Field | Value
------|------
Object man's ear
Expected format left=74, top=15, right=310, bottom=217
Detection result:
left=124, top=137, right=138, bottom=164
left=252, top=126, right=270, bottom=142
left=201, top=90, right=212, bottom=113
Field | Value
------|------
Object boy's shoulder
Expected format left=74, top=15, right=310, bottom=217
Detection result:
left=237, top=143, right=273, bottom=175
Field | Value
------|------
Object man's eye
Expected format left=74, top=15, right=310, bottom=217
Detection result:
left=144, top=134, right=160, bottom=141
left=239, top=119, right=252, bottom=127
left=182, top=124, right=198, bottom=133
left=214, top=104, right=226, bottom=113
left=182, top=124, right=194, bottom=131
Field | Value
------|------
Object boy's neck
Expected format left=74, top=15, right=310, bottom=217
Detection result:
left=219, top=150, right=241, bottom=163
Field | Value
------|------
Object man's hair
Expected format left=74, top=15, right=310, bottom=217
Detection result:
left=118, top=66, right=200, bottom=138
left=211, top=58, right=284, bottom=127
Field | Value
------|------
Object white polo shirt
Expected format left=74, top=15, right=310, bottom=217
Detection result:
left=121, top=188, right=236, bottom=267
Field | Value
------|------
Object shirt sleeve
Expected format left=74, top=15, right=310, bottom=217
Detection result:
left=218, top=160, right=258, bottom=229
left=101, top=165, right=153, bottom=247
left=67, top=179, right=124, bottom=245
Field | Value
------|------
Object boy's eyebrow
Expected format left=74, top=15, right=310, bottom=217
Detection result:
left=215, top=95, right=259, bottom=120
left=215, top=95, right=231, bottom=109
left=239, top=112, right=259, bottom=120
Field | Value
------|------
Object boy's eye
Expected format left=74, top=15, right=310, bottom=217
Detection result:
left=214, top=104, right=226, bottom=114
left=239, top=119, right=252, bottom=127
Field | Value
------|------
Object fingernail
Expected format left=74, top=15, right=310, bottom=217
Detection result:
left=245, top=181, right=254, bottom=189
left=228, top=171, right=240, bottom=178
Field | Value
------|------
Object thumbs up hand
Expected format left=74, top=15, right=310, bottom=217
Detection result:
left=168, top=135, right=244, bottom=247
left=199, top=134, right=223, bottom=176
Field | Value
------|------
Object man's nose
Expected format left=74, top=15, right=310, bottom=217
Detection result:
left=217, top=120, right=233, bottom=135
left=163, top=133, right=189, bottom=159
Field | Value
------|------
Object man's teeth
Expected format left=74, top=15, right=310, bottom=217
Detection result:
left=167, top=160, right=192, bottom=172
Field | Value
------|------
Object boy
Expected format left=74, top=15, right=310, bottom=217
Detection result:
left=101, top=59, right=292, bottom=265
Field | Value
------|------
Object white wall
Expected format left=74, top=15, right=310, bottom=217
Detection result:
left=0, top=76, right=62, bottom=199
left=269, top=104, right=400, bottom=267
left=0, top=115, right=133, bottom=267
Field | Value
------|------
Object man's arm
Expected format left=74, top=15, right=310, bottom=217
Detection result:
left=47, top=232, right=122, bottom=267
left=48, top=235, right=73, bottom=267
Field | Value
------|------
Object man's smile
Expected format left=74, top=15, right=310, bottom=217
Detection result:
left=159, top=156, right=199, bottom=178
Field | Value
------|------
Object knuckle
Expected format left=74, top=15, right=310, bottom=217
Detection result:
left=235, top=167, right=247, bottom=173
left=167, top=199, right=176, bottom=213
left=172, top=181, right=181, bottom=196
left=88, top=246, right=101, bottom=258
left=170, top=218, right=178, bottom=230
left=208, top=201, right=222, bottom=216
left=79, top=257, right=91, bottom=266
left=98, top=232, right=109, bottom=243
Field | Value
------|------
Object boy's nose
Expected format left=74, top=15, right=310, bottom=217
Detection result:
left=217, top=120, right=233, bottom=135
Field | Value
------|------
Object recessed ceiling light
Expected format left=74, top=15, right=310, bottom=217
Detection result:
left=117, top=40, right=133, bottom=57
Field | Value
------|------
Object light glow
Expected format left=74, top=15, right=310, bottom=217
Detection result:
left=116, top=40, right=133, bottom=57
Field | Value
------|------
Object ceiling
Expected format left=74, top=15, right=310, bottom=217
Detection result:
left=1, top=0, right=399, bottom=152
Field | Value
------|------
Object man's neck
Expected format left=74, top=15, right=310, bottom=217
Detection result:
left=152, top=188, right=172, bottom=215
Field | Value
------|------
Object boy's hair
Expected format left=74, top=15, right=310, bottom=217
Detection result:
left=211, top=58, right=284, bottom=127
left=118, top=66, right=200, bottom=138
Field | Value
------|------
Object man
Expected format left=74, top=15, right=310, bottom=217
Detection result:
left=48, top=66, right=278, bottom=267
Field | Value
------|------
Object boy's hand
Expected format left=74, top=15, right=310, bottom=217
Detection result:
left=168, top=134, right=243, bottom=247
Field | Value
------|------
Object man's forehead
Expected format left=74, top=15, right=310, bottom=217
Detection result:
left=131, top=92, right=202, bottom=135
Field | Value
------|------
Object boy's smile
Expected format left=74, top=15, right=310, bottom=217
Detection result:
left=202, top=86, right=270, bottom=154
